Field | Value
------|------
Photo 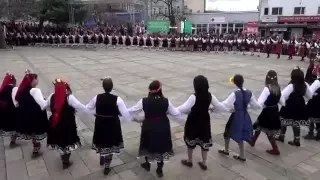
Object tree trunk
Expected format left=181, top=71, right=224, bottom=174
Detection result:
left=38, top=17, right=45, bottom=33
left=0, top=24, right=7, bottom=49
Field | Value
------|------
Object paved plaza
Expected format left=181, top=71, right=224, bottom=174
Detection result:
left=0, top=47, right=320, bottom=180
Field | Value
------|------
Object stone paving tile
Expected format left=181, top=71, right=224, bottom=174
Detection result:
left=0, top=47, right=319, bottom=180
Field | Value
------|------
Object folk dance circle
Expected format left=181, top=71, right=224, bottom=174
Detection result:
left=1, top=60, right=320, bottom=176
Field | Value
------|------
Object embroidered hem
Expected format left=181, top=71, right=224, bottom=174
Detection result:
left=0, top=130, right=16, bottom=137
left=138, top=150, right=174, bottom=162
left=280, top=118, right=310, bottom=127
left=184, top=137, right=212, bottom=150
left=17, top=133, right=47, bottom=141
left=309, top=118, right=320, bottom=124
left=48, top=142, right=81, bottom=152
left=92, top=143, right=124, bottom=155
left=255, top=127, right=280, bottom=137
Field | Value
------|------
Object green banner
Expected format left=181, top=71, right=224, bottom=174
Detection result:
left=184, top=20, right=193, bottom=34
left=147, top=20, right=170, bottom=33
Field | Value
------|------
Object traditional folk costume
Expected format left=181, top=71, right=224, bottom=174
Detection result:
left=305, top=63, right=320, bottom=140
left=275, top=40, right=282, bottom=59
left=86, top=78, right=132, bottom=175
left=251, top=86, right=284, bottom=155
left=0, top=73, right=18, bottom=146
left=129, top=80, right=180, bottom=177
left=219, top=76, right=260, bottom=161
left=178, top=76, right=226, bottom=170
left=47, top=79, right=85, bottom=169
left=298, top=42, right=308, bottom=61
left=265, top=39, right=273, bottom=58
left=287, top=40, right=296, bottom=60
left=14, top=71, right=48, bottom=157
left=305, top=61, right=317, bottom=85
left=277, top=77, right=312, bottom=146
left=309, top=43, right=318, bottom=61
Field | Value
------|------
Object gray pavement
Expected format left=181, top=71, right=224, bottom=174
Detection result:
left=0, top=47, right=319, bottom=180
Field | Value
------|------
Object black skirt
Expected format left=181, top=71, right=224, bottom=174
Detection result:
left=47, top=116, right=81, bottom=151
left=139, top=118, right=173, bottom=162
left=15, top=108, right=48, bottom=141
left=0, top=102, right=16, bottom=136
left=255, top=106, right=281, bottom=136
left=92, top=116, right=124, bottom=155
left=307, top=95, right=320, bottom=123
left=184, top=113, right=212, bottom=151
left=280, top=96, right=309, bottom=127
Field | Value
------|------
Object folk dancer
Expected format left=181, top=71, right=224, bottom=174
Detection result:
left=0, top=72, right=18, bottom=147
left=86, top=78, right=133, bottom=175
left=276, top=67, right=312, bottom=146
left=305, top=58, right=320, bottom=140
left=14, top=70, right=48, bottom=158
left=178, top=75, right=226, bottom=170
left=250, top=70, right=285, bottom=155
left=129, top=80, right=180, bottom=177
left=46, top=78, right=86, bottom=169
left=218, top=74, right=260, bottom=162
left=287, top=39, right=296, bottom=60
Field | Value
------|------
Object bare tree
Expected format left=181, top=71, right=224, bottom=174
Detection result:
left=152, top=0, right=180, bottom=26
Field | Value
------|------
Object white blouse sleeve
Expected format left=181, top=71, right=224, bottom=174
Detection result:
left=249, top=94, right=261, bottom=109
left=117, top=97, right=133, bottom=122
left=30, top=88, right=47, bottom=110
left=305, top=83, right=312, bottom=99
left=211, top=94, right=228, bottom=112
left=68, top=94, right=86, bottom=112
left=45, top=93, right=53, bottom=111
left=167, top=100, right=181, bottom=116
left=177, top=95, right=196, bottom=114
left=222, top=92, right=236, bottom=111
left=281, top=84, right=294, bottom=101
left=310, top=80, right=320, bottom=95
left=257, top=87, right=270, bottom=107
left=128, top=99, right=143, bottom=114
left=85, top=95, right=97, bottom=114
left=11, top=87, right=18, bottom=107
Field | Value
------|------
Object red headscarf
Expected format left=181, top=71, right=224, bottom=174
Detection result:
left=0, top=72, right=16, bottom=93
left=15, top=70, right=32, bottom=102
left=51, top=78, right=68, bottom=128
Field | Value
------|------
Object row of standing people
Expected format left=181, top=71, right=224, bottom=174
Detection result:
left=6, top=32, right=319, bottom=60
left=0, top=65, right=320, bottom=177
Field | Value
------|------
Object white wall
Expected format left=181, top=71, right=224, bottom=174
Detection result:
left=185, top=0, right=205, bottom=13
left=260, top=0, right=320, bottom=19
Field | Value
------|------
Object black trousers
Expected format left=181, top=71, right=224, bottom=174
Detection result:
left=280, top=125, right=300, bottom=139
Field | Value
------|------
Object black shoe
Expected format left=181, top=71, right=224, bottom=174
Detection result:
left=288, top=139, right=300, bottom=147
left=233, top=155, right=246, bottom=162
left=156, top=167, right=163, bottom=178
left=104, top=167, right=111, bottom=175
left=32, top=152, right=42, bottom=159
left=198, top=162, right=208, bottom=171
left=218, top=149, right=229, bottom=156
left=181, top=159, right=193, bottom=167
left=141, top=162, right=151, bottom=172
left=63, top=161, right=73, bottom=169
left=304, top=133, right=315, bottom=140
left=275, top=135, right=284, bottom=143
left=9, top=141, right=18, bottom=148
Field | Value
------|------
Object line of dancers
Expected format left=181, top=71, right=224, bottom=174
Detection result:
left=6, top=32, right=319, bottom=60
left=1, top=62, right=320, bottom=177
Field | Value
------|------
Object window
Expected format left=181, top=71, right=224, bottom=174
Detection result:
left=272, top=7, right=283, bottom=15
left=264, top=8, right=269, bottom=15
left=294, top=7, right=305, bottom=15
left=318, top=7, right=320, bottom=14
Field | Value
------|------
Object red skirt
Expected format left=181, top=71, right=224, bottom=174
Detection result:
left=275, top=44, right=282, bottom=54
left=287, top=44, right=295, bottom=56
left=298, top=46, right=306, bottom=57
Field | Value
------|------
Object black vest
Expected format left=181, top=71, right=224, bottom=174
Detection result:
left=96, top=93, right=120, bottom=117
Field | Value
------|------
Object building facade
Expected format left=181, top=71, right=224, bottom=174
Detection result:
left=259, top=0, right=320, bottom=38
left=190, top=11, right=259, bottom=34
left=184, top=0, right=205, bottom=13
